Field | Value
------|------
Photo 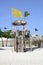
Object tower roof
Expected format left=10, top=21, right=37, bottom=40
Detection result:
left=12, top=20, right=27, bottom=26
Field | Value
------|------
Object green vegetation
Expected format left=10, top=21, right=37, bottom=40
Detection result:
left=24, top=11, right=30, bottom=17
left=35, top=28, right=38, bottom=31
left=32, top=40, right=38, bottom=46
left=0, top=28, right=14, bottom=38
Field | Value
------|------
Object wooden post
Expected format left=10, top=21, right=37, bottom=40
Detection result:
left=14, top=26, right=17, bottom=51
left=22, top=25, right=25, bottom=52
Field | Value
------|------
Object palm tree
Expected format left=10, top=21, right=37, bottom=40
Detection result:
left=4, top=27, right=7, bottom=32
left=35, top=28, right=38, bottom=31
left=35, top=28, right=38, bottom=35
left=4, top=27, right=7, bottom=29
left=3, top=30, right=12, bottom=47
left=24, top=11, right=30, bottom=17
left=0, top=29, right=4, bottom=47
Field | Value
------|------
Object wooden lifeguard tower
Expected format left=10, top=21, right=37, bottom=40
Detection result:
left=12, top=20, right=30, bottom=52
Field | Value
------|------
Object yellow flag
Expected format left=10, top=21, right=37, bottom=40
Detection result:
left=11, top=8, right=22, bottom=18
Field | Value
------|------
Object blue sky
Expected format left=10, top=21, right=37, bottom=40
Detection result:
left=0, top=0, right=43, bottom=36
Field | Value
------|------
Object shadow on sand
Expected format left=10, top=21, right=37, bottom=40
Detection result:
left=24, top=46, right=38, bottom=52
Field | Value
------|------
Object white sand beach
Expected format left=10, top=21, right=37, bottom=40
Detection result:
left=0, top=47, right=43, bottom=65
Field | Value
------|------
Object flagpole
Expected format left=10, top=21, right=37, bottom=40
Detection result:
left=10, top=8, right=13, bottom=33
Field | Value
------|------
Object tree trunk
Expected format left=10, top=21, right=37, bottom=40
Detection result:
left=6, top=38, right=8, bottom=47
left=1, top=38, right=4, bottom=47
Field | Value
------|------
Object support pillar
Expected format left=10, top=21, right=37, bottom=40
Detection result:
left=22, top=25, right=25, bottom=52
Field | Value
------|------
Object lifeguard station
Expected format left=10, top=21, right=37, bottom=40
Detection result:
left=12, top=20, right=30, bottom=52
